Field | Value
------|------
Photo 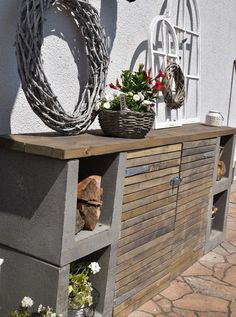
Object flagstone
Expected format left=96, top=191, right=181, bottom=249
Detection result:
left=230, top=192, right=236, bottom=204
left=173, top=308, right=198, bottom=317
left=213, top=262, right=233, bottom=280
left=230, top=301, right=236, bottom=315
left=160, top=279, right=193, bottom=301
left=199, top=260, right=215, bottom=269
left=223, top=266, right=236, bottom=287
left=213, top=245, right=230, bottom=256
left=182, top=261, right=212, bottom=276
left=128, top=311, right=154, bottom=317
left=152, top=294, right=162, bottom=302
left=173, top=294, right=228, bottom=312
left=156, top=298, right=172, bottom=313
left=227, top=253, right=236, bottom=264
left=200, top=251, right=225, bottom=264
left=197, top=275, right=230, bottom=286
left=184, top=276, right=236, bottom=300
left=138, top=300, right=161, bottom=315
left=226, top=229, right=236, bottom=241
left=198, top=313, right=228, bottom=317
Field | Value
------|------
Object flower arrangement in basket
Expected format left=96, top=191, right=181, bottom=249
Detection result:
left=68, top=262, right=101, bottom=317
left=98, top=64, right=165, bottom=138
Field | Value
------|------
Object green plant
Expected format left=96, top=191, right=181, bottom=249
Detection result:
left=98, top=64, right=165, bottom=113
left=68, top=262, right=101, bottom=309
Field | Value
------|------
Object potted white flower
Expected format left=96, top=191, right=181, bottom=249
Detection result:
left=68, top=262, right=101, bottom=317
left=9, top=297, right=63, bottom=317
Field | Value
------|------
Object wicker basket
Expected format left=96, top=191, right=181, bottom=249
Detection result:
left=98, top=110, right=155, bottom=138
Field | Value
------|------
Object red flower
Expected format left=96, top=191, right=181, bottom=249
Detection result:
left=153, top=80, right=164, bottom=91
left=109, top=83, right=118, bottom=89
left=143, top=71, right=152, bottom=84
left=156, top=70, right=166, bottom=79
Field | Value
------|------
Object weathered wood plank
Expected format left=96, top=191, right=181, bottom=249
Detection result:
left=125, top=166, right=179, bottom=186
left=127, top=144, right=182, bottom=159
left=121, top=202, right=176, bottom=230
left=116, top=244, right=172, bottom=281
left=113, top=274, right=170, bottom=317
left=115, top=252, right=172, bottom=295
left=178, top=182, right=212, bottom=200
left=171, top=249, right=203, bottom=280
left=176, top=203, right=209, bottom=223
left=177, top=187, right=211, bottom=207
left=118, top=221, right=175, bottom=255
left=181, top=151, right=216, bottom=164
left=177, top=196, right=210, bottom=213
left=179, top=176, right=213, bottom=192
left=181, top=157, right=215, bottom=171
left=127, top=151, right=181, bottom=168
left=119, top=217, right=175, bottom=248
left=123, top=188, right=177, bottom=213
left=180, top=169, right=214, bottom=185
left=124, top=174, right=178, bottom=194
left=1, top=125, right=234, bottom=160
left=180, top=163, right=214, bottom=178
left=125, top=158, right=181, bottom=177
left=122, top=195, right=177, bottom=221
left=115, top=257, right=171, bottom=299
left=183, top=138, right=217, bottom=149
left=182, top=144, right=216, bottom=157
left=123, top=182, right=174, bottom=203
left=117, top=231, right=173, bottom=266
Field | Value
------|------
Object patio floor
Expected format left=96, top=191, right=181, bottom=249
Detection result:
left=128, top=182, right=236, bottom=317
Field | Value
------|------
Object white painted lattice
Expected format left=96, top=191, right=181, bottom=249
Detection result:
left=149, top=0, right=200, bottom=128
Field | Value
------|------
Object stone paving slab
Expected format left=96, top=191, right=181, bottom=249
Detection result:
left=128, top=188, right=236, bottom=317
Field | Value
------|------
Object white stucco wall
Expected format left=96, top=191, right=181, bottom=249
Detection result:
left=0, top=0, right=236, bottom=134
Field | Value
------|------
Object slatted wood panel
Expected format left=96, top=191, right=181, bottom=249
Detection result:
left=170, top=138, right=217, bottom=279
left=113, top=144, right=181, bottom=317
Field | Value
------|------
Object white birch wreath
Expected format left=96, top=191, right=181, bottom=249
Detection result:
left=15, top=0, right=109, bottom=135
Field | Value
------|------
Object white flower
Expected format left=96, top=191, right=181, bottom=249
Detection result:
left=138, top=92, right=144, bottom=101
left=127, top=92, right=134, bottom=97
left=105, top=94, right=114, bottom=101
left=0, top=259, right=3, bottom=266
left=89, top=262, right=101, bottom=274
left=21, top=296, right=34, bottom=308
left=95, top=101, right=101, bottom=110
left=51, top=313, right=56, bottom=317
left=58, top=314, right=63, bottom=317
left=38, top=304, right=44, bottom=313
left=133, top=94, right=140, bottom=101
left=103, top=102, right=111, bottom=109
left=142, top=100, right=154, bottom=105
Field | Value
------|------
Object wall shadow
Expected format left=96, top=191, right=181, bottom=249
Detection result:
left=100, top=0, right=118, bottom=54
left=0, top=0, right=21, bottom=134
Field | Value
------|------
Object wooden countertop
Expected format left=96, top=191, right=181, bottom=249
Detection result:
left=0, top=123, right=235, bottom=160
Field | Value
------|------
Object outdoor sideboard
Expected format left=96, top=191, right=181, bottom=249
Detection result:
left=0, top=123, right=235, bottom=317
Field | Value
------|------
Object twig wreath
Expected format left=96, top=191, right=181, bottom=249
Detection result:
left=163, top=62, right=185, bottom=109
left=15, top=0, right=109, bottom=135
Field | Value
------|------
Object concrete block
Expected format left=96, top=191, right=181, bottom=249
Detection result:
left=0, top=245, right=69, bottom=316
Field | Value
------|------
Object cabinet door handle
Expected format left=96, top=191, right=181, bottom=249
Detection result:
left=170, top=176, right=182, bottom=187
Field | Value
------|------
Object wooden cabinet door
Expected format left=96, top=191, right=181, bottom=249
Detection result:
left=171, top=138, right=217, bottom=278
left=113, top=144, right=182, bottom=317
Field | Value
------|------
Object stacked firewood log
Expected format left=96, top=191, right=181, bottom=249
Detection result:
left=76, top=176, right=103, bottom=233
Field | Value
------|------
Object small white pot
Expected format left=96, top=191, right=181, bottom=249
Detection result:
left=68, top=308, right=85, bottom=317
left=205, top=111, right=224, bottom=126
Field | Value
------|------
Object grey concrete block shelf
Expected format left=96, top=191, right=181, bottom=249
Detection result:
left=0, top=124, right=235, bottom=316
left=205, top=134, right=236, bottom=253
